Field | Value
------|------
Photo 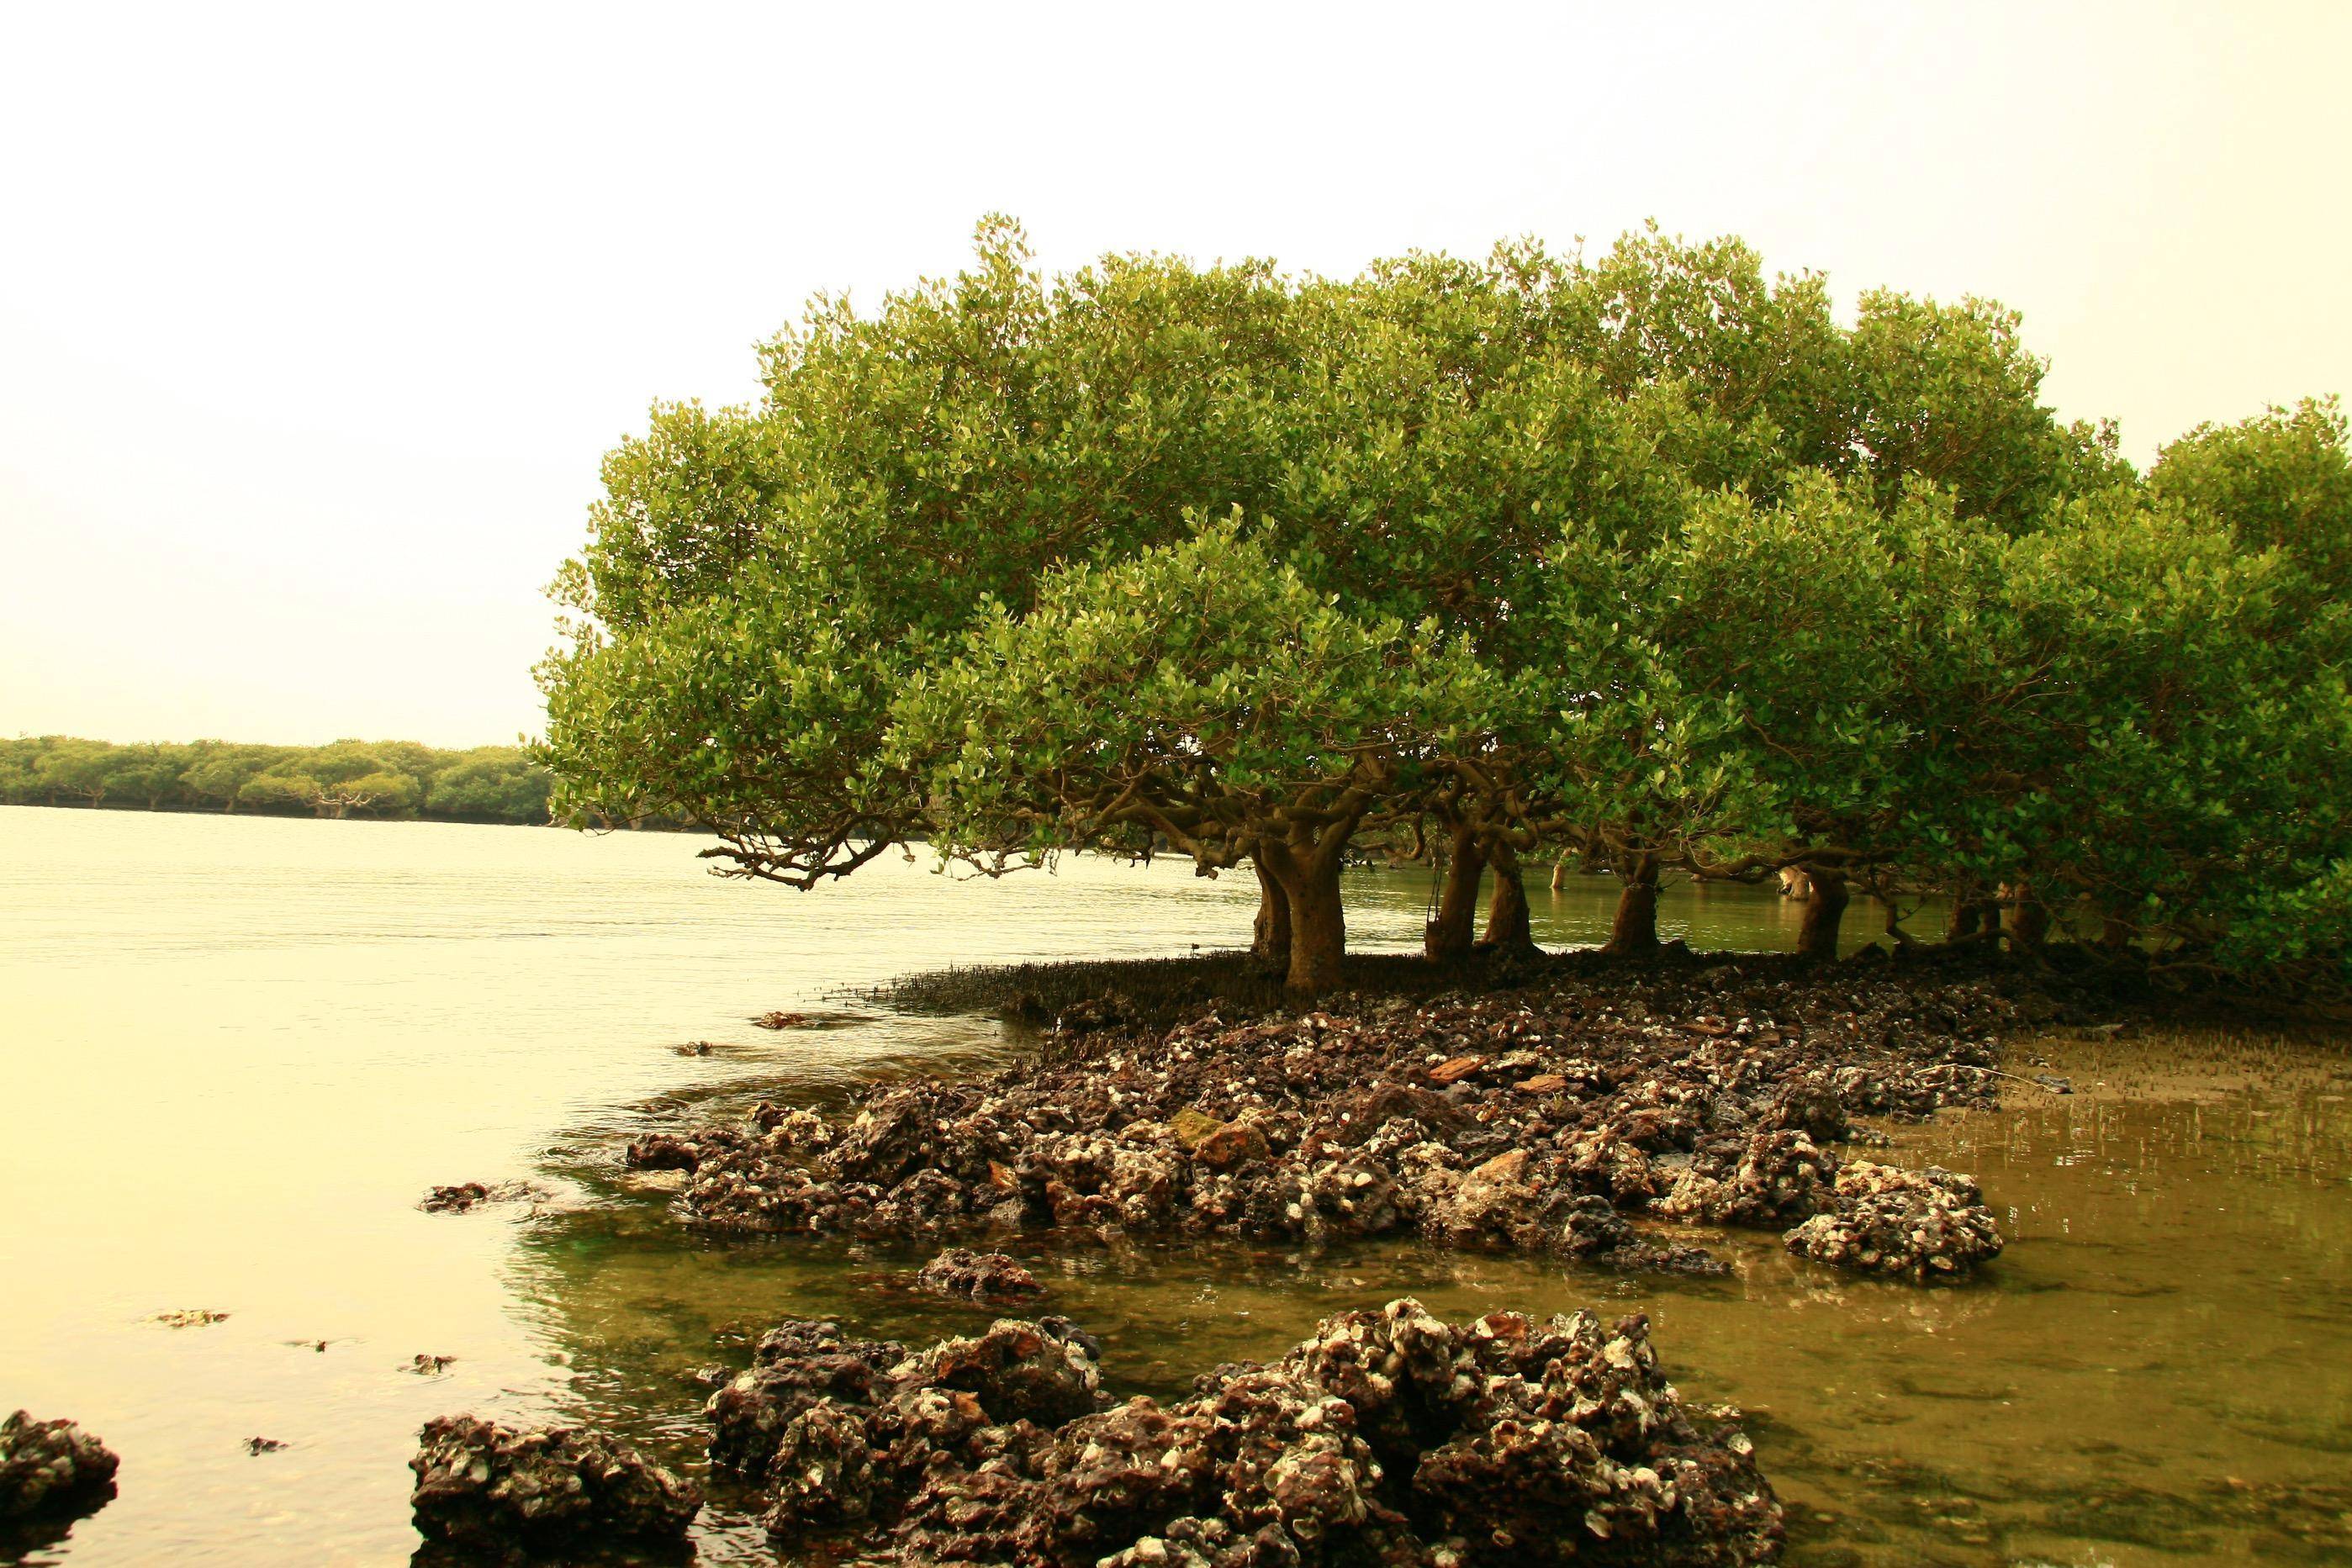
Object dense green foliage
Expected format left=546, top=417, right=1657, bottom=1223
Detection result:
left=0, top=737, right=553, bottom=824
left=541, top=219, right=2351, bottom=995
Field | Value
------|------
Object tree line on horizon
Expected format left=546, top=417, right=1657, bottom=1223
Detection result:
left=0, top=736, right=553, bottom=825
left=536, top=218, right=2352, bottom=995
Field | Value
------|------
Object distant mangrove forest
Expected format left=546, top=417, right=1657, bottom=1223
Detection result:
left=0, top=736, right=553, bottom=824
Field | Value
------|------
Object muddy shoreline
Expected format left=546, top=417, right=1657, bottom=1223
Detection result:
left=626, top=952, right=2107, bottom=1285
left=449, top=951, right=2130, bottom=1563
left=430, top=951, right=2346, bottom=1563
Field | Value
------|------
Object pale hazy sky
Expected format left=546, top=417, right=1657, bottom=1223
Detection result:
left=3, top=3, right=2345, bottom=747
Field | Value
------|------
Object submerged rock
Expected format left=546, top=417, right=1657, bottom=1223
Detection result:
left=1, top=1411, right=119, bottom=1522
left=1783, top=1161, right=2004, bottom=1281
left=416, top=1180, right=549, bottom=1214
left=408, top=1415, right=699, bottom=1558
left=917, top=1247, right=1046, bottom=1303
left=733, top=1299, right=1780, bottom=1565
left=148, top=1307, right=230, bottom=1328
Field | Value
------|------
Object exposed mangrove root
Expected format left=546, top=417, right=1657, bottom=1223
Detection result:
left=709, top=1300, right=1782, bottom=1565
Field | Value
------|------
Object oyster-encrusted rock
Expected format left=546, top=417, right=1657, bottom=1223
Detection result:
left=707, top=1318, right=912, bottom=1476
left=1655, top=1130, right=1839, bottom=1226
left=1782, top=1160, right=2003, bottom=1280
left=637, top=961, right=2014, bottom=1284
left=416, top=1180, right=548, bottom=1214
left=1, top=1411, right=119, bottom=1522
left=753, top=1298, right=1779, bottom=1565
left=408, top=1415, right=699, bottom=1557
left=917, top=1247, right=1047, bottom=1302
left=721, top=1315, right=1108, bottom=1539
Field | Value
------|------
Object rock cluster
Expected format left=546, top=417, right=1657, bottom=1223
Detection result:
left=0, top=1411, right=119, bottom=1522
left=917, top=1247, right=1047, bottom=1302
left=715, top=1300, right=1779, bottom=1566
left=1782, top=1162, right=2005, bottom=1280
left=148, top=1308, right=229, bottom=1328
left=408, top=1415, right=700, bottom=1559
left=416, top=1180, right=548, bottom=1214
left=631, top=964, right=2013, bottom=1283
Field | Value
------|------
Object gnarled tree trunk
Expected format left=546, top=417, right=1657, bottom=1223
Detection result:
left=1277, top=854, right=1347, bottom=993
left=1423, top=821, right=1486, bottom=964
left=2006, top=889, right=2050, bottom=950
left=1479, top=843, right=1536, bottom=954
left=1945, top=895, right=1995, bottom=942
left=1251, top=858, right=1292, bottom=967
left=1257, top=827, right=1358, bottom=995
left=1796, top=868, right=1849, bottom=960
left=1604, top=853, right=1662, bottom=956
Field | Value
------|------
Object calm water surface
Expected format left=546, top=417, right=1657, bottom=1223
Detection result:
left=2, top=807, right=2345, bottom=1566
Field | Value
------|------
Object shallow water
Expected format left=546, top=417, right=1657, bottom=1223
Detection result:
left=3, top=806, right=2346, bottom=1565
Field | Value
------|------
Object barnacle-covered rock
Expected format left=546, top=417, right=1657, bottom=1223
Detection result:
left=0, top=1411, right=119, bottom=1522
left=1655, top=1131, right=1838, bottom=1226
left=711, top=1315, right=1107, bottom=1498
left=645, top=962, right=2020, bottom=1287
left=1562, top=1127, right=1662, bottom=1205
left=407, top=1415, right=698, bottom=1557
left=763, top=1398, right=882, bottom=1534
left=917, top=1247, right=1046, bottom=1302
left=909, top=1317, right=1107, bottom=1428
left=809, top=1298, right=1779, bottom=1566
left=416, top=1180, right=548, bottom=1214
left=707, top=1319, right=909, bottom=1476
left=1782, top=1160, right=2003, bottom=1280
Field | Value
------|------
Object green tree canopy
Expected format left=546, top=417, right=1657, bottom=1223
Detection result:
left=539, top=216, right=2344, bottom=992
left=892, top=520, right=1504, bottom=989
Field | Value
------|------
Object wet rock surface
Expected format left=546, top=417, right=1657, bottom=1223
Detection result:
left=148, top=1307, right=230, bottom=1328
left=1, top=1411, right=120, bottom=1522
left=917, top=1247, right=1047, bottom=1302
left=408, top=1414, right=700, bottom=1559
left=1782, top=1162, right=2005, bottom=1280
left=632, top=961, right=2015, bottom=1282
left=417, top=1180, right=550, bottom=1214
left=724, top=1298, right=1779, bottom=1565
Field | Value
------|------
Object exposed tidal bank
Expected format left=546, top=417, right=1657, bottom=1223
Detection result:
left=441, top=947, right=2200, bottom=1564
left=623, top=952, right=2089, bottom=1284
left=297, top=946, right=2352, bottom=1562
